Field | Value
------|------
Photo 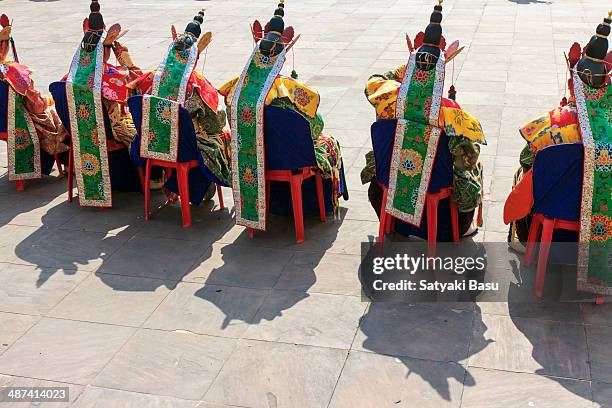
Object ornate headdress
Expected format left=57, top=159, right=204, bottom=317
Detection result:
left=405, top=0, right=461, bottom=72
left=81, top=1, right=128, bottom=54
left=406, top=1, right=464, bottom=73
left=171, top=10, right=212, bottom=55
left=251, top=0, right=300, bottom=56
left=81, top=0, right=105, bottom=52
left=566, top=11, right=612, bottom=89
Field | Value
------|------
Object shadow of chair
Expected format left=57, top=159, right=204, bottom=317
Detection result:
left=49, top=81, right=143, bottom=205
left=194, top=209, right=347, bottom=329
left=128, top=95, right=227, bottom=228
left=371, top=119, right=459, bottom=256
left=0, top=80, right=66, bottom=191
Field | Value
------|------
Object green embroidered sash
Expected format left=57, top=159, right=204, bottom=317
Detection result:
left=386, top=53, right=445, bottom=226
left=7, top=86, right=41, bottom=181
left=573, top=71, right=612, bottom=295
left=230, top=47, right=286, bottom=231
left=141, top=44, right=198, bottom=162
left=66, top=33, right=112, bottom=207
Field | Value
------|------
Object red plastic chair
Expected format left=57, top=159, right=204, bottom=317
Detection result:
left=378, top=185, right=459, bottom=256
left=143, top=158, right=224, bottom=229
left=522, top=143, right=604, bottom=303
left=127, top=94, right=227, bottom=229
left=523, top=213, right=582, bottom=299
left=248, top=167, right=326, bottom=244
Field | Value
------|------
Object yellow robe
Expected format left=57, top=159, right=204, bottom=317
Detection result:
left=219, top=76, right=320, bottom=119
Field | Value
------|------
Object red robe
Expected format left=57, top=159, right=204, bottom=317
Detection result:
left=1, top=61, right=69, bottom=155
left=127, top=69, right=219, bottom=113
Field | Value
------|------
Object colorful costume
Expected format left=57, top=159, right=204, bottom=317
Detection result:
left=0, top=14, right=69, bottom=181
left=62, top=3, right=142, bottom=148
left=505, top=12, right=611, bottom=295
left=361, top=1, right=486, bottom=237
left=128, top=11, right=231, bottom=188
left=219, top=1, right=345, bottom=230
left=61, top=0, right=141, bottom=207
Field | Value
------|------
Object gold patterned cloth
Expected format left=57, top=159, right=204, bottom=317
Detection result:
left=103, top=99, right=137, bottom=147
left=519, top=104, right=582, bottom=153
left=220, top=75, right=320, bottom=119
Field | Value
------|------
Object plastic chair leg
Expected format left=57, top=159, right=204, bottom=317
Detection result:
left=216, top=185, right=225, bottom=210
left=524, top=215, right=543, bottom=267
left=378, top=187, right=389, bottom=247
left=450, top=197, right=460, bottom=243
left=15, top=180, right=25, bottom=191
left=67, top=150, right=74, bottom=203
left=535, top=218, right=554, bottom=299
left=177, top=163, right=192, bottom=228
left=315, top=172, right=326, bottom=223
left=290, top=173, right=305, bottom=244
left=144, top=161, right=152, bottom=221
left=427, top=194, right=440, bottom=258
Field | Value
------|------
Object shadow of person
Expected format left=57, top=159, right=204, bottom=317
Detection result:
left=357, top=301, right=489, bottom=401
left=14, top=186, right=235, bottom=291
left=192, top=206, right=346, bottom=330
left=12, top=189, right=155, bottom=288
left=92, top=194, right=234, bottom=292
left=0, top=171, right=72, bottom=229
left=498, top=256, right=595, bottom=403
left=355, top=238, right=494, bottom=401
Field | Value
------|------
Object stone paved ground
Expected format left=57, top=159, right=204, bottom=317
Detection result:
left=1, top=0, right=611, bottom=407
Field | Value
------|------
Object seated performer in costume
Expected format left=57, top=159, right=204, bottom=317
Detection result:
left=361, top=0, right=486, bottom=239
left=57, top=0, right=142, bottom=207
left=61, top=0, right=142, bottom=148
left=505, top=13, right=611, bottom=295
left=0, top=14, right=69, bottom=183
left=219, top=0, right=347, bottom=235
left=128, top=10, right=230, bottom=198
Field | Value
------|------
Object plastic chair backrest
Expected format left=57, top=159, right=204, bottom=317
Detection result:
left=371, top=119, right=453, bottom=191
left=0, top=81, right=8, bottom=134
left=263, top=105, right=317, bottom=171
left=532, top=143, right=583, bottom=221
left=49, top=81, right=113, bottom=138
left=128, top=95, right=200, bottom=163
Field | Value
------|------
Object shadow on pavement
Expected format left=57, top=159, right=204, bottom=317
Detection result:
left=194, top=208, right=346, bottom=328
